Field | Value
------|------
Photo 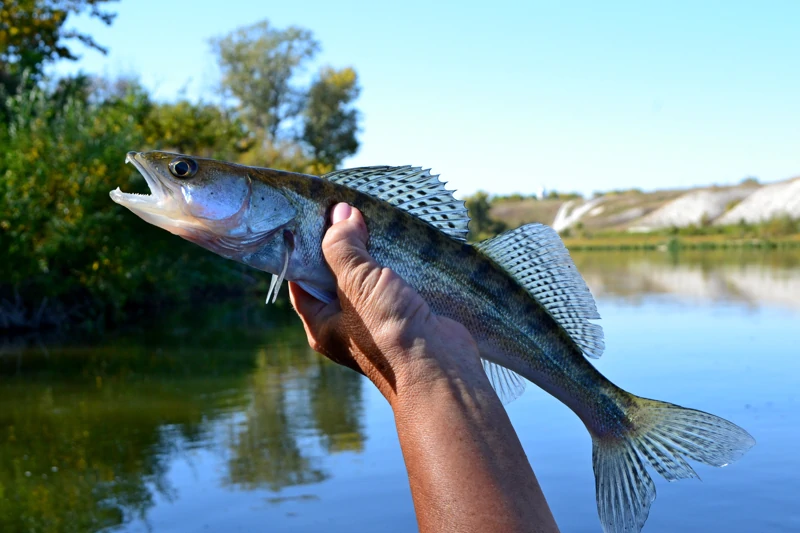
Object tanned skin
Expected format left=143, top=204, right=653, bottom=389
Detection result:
left=289, top=203, right=560, bottom=533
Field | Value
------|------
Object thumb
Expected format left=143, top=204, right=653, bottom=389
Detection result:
left=322, top=203, right=382, bottom=301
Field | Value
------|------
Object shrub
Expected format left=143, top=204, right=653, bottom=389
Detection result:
left=0, top=82, right=245, bottom=329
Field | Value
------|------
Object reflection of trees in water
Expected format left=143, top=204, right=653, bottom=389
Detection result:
left=224, top=342, right=365, bottom=490
left=6, top=252, right=793, bottom=529
left=225, top=346, right=326, bottom=491
left=0, top=382, right=178, bottom=532
left=0, top=308, right=367, bottom=532
left=310, top=359, right=364, bottom=453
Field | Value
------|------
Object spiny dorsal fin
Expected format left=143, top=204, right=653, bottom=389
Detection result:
left=475, top=223, right=605, bottom=359
left=323, top=166, right=469, bottom=241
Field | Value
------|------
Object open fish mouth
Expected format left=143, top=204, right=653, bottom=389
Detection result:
left=109, top=151, right=205, bottom=237
left=109, top=152, right=174, bottom=214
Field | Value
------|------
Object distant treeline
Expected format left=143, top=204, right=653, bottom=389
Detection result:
left=1, top=2, right=360, bottom=330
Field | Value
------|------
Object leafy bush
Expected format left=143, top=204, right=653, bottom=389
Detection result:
left=0, top=81, right=247, bottom=329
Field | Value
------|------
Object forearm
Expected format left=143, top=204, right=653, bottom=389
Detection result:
left=392, top=364, right=560, bottom=533
left=291, top=205, right=558, bottom=531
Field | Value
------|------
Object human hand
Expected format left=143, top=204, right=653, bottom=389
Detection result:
left=289, top=203, right=486, bottom=406
left=291, top=204, right=559, bottom=533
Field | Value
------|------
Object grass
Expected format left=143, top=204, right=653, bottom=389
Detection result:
left=563, top=232, right=800, bottom=251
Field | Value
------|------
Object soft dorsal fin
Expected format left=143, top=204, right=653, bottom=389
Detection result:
left=475, top=224, right=605, bottom=359
left=323, top=166, right=470, bottom=241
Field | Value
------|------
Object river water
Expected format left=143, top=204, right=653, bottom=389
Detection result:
left=1, top=250, right=798, bottom=532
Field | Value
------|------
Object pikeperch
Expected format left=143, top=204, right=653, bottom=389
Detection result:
left=111, top=151, right=755, bottom=533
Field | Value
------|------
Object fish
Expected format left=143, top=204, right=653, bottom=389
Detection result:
left=111, top=151, right=755, bottom=533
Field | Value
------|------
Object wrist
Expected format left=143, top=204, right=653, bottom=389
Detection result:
left=389, top=346, right=496, bottom=414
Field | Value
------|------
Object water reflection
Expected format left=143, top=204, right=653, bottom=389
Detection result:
left=1, top=251, right=798, bottom=532
left=0, top=304, right=365, bottom=532
left=572, top=249, right=800, bottom=309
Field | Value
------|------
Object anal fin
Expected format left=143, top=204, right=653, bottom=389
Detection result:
left=482, top=359, right=526, bottom=404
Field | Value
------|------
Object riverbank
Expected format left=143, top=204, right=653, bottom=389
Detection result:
left=564, top=233, right=800, bottom=251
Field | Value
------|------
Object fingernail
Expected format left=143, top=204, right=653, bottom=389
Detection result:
left=331, top=203, right=352, bottom=224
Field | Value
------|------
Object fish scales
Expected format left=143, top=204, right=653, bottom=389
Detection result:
left=110, top=152, right=755, bottom=533
left=283, top=173, right=627, bottom=426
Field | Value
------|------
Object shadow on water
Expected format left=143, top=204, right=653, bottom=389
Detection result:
left=1, top=250, right=799, bottom=532
left=0, top=300, right=365, bottom=532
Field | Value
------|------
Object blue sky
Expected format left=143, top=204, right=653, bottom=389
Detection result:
left=54, top=0, right=800, bottom=196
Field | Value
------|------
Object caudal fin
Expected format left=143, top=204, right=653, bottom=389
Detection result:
left=592, top=396, right=755, bottom=533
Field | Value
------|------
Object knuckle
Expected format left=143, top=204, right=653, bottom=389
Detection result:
left=341, top=264, right=384, bottom=314
left=324, top=238, right=361, bottom=275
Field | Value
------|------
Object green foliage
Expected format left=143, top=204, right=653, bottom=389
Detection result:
left=671, top=215, right=800, bottom=239
left=464, top=191, right=507, bottom=241
left=302, top=66, right=360, bottom=167
left=562, top=215, right=800, bottom=252
left=492, top=193, right=535, bottom=203
left=210, top=20, right=319, bottom=139
left=141, top=100, right=251, bottom=159
left=760, top=214, right=799, bottom=238
left=0, top=0, right=116, bottom=92
left=0, top=11, right=365, bottom=329
left=546, top=189, right=583, bottom=200
left=210, top=20, right=360, bottom=171
left=0, top=80, right=247, bottom=329
left=605, top=188, right=643, bottom=196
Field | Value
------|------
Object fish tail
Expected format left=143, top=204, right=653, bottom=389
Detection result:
left=591, top=394, right=755, bottom=533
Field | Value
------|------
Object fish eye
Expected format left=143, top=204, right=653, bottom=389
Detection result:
left=168, top=157, right=198, bottom=179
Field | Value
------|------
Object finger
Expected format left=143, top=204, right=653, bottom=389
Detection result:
left=288, top=281, right=328, bottom=322
left=330, top=202, right=353, bottom=225
left=289, top=282, right=321, bottom=346
left=289, top=282, right=340, bottom=341
left=288, top=282, right=364, bottom=375
left=289, top=282, right=334, bottom=346
left=322, top=203, right=373, bottom=273
left=322, top=204, right=383, bottom=303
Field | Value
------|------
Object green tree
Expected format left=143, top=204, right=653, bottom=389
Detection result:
left=210, top=20, right=319, bottom=140
left=0, top=80, right=246, bottom=329
left=0, top=0, right=116, bottom=93
left=302, top=66, right=360, bottom=168
left=141, top=100, right=252, bottom=159
left=465, top=191, right=507, bottom=241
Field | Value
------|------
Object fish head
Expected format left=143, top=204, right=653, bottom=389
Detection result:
left=110, top=151, right=296, bottom=265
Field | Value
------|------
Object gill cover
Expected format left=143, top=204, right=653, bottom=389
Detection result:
left=177, top=163, right=250, bottom=221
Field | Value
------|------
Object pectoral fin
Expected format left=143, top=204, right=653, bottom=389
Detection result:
left=265, top=230, right=294, bottom=305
